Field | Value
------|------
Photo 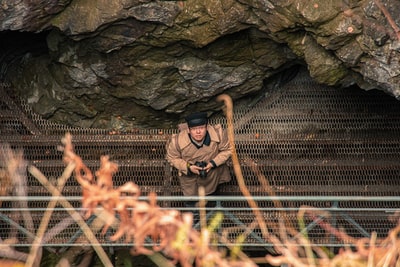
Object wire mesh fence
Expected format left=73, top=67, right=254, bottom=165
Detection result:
left=0, top=69, right=399, bottom=252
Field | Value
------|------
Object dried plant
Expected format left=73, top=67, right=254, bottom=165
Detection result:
left=0, top=144, right=34, bottom=239
left=59, top=132, right=257, bottom=267
left=243, top=156, right=400, bottom=267
left=0, top=144, right=36, bottom=265
left=264, top=213, right=400, bottom=267
left=217, top=94, right=400, bottom=267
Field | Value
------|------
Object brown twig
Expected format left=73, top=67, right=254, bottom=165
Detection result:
left=216, top=94, right=281, bottom=248
left=245, top=157, right=297, bottom=235
left=28, top=164, right=113, bottom=267
left=302, top=206, right=357, bottom=244
left=25, top=162, right=75, bottom=267
left=374, top=0, right=400, bottom=40
left=0, top=237, right=28, bottom=262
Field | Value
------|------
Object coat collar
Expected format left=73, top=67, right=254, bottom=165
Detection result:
left=189, top=131, right=211, bottom=148
left=178, top=124, right=220, bottom=149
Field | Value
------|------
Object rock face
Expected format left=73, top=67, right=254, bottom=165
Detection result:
left=1, top=0, right=400, bottom=129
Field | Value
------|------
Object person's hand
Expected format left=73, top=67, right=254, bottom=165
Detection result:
left=189, top=164, right=202, bottom=175
left=204, top=162, right=213, bottom=173
left=189, top=162, right=212, bottom=175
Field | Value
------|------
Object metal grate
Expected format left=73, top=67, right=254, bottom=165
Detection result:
left=0, top=69, right=399, bottom=252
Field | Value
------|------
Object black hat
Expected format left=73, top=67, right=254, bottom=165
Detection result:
left=185, top=112, right=208, bottom=127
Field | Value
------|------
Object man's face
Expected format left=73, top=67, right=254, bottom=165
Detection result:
left=189, top=125, right=207, bottom=142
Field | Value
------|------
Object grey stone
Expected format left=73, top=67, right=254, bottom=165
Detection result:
left=1, top=0, right=400, bottom=129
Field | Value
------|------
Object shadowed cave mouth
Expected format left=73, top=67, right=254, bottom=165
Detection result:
left=0, top=30, right=50, bottom=81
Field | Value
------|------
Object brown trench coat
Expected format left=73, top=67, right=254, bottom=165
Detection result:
left=166, top=123, right=232, bottom=196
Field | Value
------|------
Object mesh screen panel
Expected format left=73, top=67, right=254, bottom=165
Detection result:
left=0, top=71, right=399, bottom=251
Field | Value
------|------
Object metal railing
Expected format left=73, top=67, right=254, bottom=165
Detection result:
left=0, top=195, right=398, bottom=252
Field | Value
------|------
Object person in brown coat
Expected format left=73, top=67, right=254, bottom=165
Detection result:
left=166, top=112, right=232, bottom=212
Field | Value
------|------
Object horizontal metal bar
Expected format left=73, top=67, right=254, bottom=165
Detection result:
left=1, top=207, right=398, bottom=213
left=1, top=195, right=400, bottom=202
left=1, top=243, right=276, bottom=248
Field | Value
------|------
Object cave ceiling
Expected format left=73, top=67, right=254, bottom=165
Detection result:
left=1, top=0, right=400, bottom=129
